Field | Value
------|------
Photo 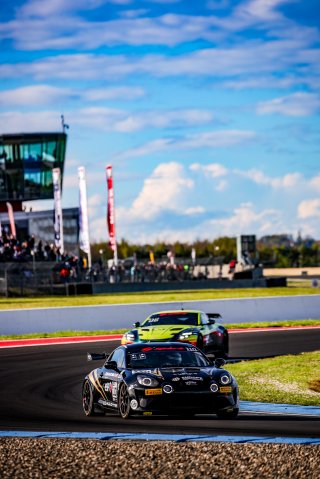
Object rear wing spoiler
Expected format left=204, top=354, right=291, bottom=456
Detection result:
left=87, top=352, right=109, bottom=361
left=207, top=313, right=222, bottom=323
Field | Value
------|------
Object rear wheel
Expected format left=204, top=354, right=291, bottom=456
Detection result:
left=216, top=408, right=239, bottom=420
left=82, top=380, right=96, bottom=416
left=118, top=383, right=131, bottom=419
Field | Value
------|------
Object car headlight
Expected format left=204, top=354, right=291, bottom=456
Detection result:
left=178, top=329, right=197, bottom=340
left=210, top=382, right=219, bottom=393
left=219, top=374, right=231, bottom=385
left=179, top=331, right=193, bottom=340
left=125, top=332, right=136, bottom=341
left=137, top=375, right=159, bottom=387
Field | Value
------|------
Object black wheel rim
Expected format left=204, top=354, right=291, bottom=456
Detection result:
left=119, top=385, right=130, bottom=417
left=83, top=381, right=91, bottom=414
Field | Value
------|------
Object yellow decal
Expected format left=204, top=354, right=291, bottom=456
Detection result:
left=145, top=388, right=163, bottom=396
left=143, top=412, right=153, bottom=415
left=89, top=370, right=108, bottom=401
left=219, top=386, right=232, bottom=393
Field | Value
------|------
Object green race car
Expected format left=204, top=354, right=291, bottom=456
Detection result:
left=121, top=309, right=229, bottom=357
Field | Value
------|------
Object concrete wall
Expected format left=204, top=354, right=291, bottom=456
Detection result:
left=1, top=295, right=319, bottom=335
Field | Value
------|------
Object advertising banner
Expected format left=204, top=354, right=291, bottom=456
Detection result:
left=6, top=202, right=16, bottom=238
left=106, top=165, right=118, bottom=264
left=52, top=167, right=64, bottom=253
left=78, top=166, right=91, bottom=267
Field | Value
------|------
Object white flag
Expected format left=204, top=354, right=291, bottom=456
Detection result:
left=78, top=166, right=91, bottom=256
left=52, top=168, right=64, bottom=253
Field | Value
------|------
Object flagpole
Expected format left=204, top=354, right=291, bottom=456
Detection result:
left=106, top=165, right=118, bottom=266
left=52, top=168, right=64, bottom=254
left=78, top=166, right=92, bottom=269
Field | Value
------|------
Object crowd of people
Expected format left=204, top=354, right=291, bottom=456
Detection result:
left=0, top=232, right=200, bottom=284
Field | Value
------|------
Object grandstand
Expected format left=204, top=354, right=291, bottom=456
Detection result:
left=0, top=132, right=79, bottom=253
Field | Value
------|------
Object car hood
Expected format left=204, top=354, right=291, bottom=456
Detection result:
left=132, top=367, right=215, bottom=384
left=138, top=325, right=192, bottom=340
left=160, top=367, right=212, bottom=381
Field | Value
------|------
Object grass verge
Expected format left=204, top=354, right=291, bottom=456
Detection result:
left=0, top=285, right=319, bottom=310
left=226, top=351, right=320, bottom=406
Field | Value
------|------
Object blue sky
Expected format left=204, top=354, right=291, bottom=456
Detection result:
left=0, top=0, right=319, bottom=244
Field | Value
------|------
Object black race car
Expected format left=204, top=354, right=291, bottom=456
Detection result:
left=82, top=342, right=239, bottom=419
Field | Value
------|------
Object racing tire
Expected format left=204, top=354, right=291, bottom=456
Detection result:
left=196, top=334, right=204, bottom=350
left=216, top=408, right=239, bottom=420
left=118, top=383, right=132, bottom=419
left=82, top=380, right=96, bottom=416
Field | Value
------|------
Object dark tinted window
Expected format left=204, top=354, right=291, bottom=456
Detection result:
left=127, top=347, right=210, bottom=369
left=108, top=348, right=125, bottom=368
left=143, top=312, right=199, bottom=327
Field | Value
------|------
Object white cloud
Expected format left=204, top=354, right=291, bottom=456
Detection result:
left=257, top=92, right=320, bottom=117
left=237, top=169, right=302, bottom=189
left=221, top=75, right=320, bottom=90
left=209, top=202, right=283, bottom=237
left=0, top=111, right=62, bottom=133
left=298, top=199, right=320, bottom=219
left=190, top=163, right=228, bottom=178
left=0, top=84, right=145, bottom=107
left=0, top=34, right=318, bottom=81
left=17, top=0, right=132, bottom=19
left=0, top=85, right=73, bottom=106
left=0, top=106, right=214, bottom=134
left=309, top=175, right=320, bottom=192
left=190, top=164, right=305, bottom=191
left=117, top=130, right=256, bottom=160
left=184, top=206, right=205, bottom=215
left=215, top=179, right=228, bottom=191
left=73, top=107, right=214, bottom=132
left=85, top=86, right=145, bottom=101
left=120, top=162, right=193, bottom=220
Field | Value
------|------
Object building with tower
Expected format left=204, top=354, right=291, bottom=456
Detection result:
left=0, top=132, right=79, bottom=254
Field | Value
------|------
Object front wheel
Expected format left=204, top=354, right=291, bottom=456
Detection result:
left=118, top=383, right=131, bottom=419
left=216, top=408, right=239, bottom=420
left=82, top=380, right=96, bottom=416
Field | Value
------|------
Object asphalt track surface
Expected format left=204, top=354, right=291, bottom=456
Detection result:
left=0, top=329, right=319, bottom=439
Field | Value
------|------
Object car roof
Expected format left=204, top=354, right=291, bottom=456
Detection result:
left=147, top=310, right=202, bottom=315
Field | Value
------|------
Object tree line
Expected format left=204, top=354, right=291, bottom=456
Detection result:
left=90, top=235, right=320, bottom=268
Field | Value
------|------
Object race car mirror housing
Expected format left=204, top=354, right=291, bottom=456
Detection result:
left=214, top=358, right=226, bottom=368
left=134, top=322, right=141, bottom=328
left=87, top=352, right=108, bottom=361
left=105, top=360, right=119, bottom=370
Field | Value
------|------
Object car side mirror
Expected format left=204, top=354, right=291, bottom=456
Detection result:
left=87, top=352, right=108, bottom=361
left=208, top=319, right=215, bottom=324
left=134, top=322, right=140, bottom=328
left=214, top=358, right=226, bottom=368
left=105, top=360, right=118, bottom=370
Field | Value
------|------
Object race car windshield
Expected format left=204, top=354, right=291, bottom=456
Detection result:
left=127, top=348, right=210, bottom=369
left=142, top=312, right=198, bottom=327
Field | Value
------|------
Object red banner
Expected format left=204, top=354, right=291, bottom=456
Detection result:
left=6, top=202, right=16, bottom=238
left=106, top=165, right=117, bottom=252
